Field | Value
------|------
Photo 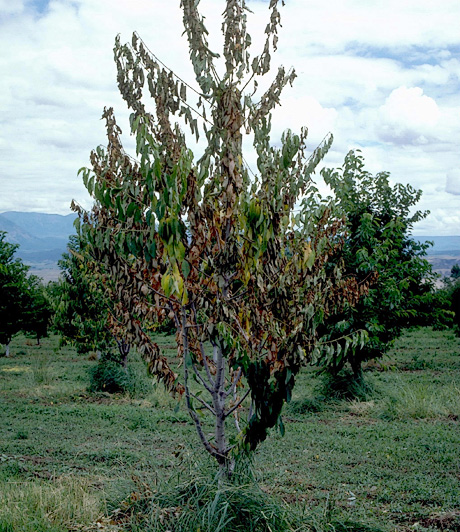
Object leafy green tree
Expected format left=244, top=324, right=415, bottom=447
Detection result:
left=444, top=268, right=460, bottom=335
left=451, top=282, right=460, bottom=335
left=317, top=150, right=436, bottom=378
left=0, top=234, right=25, bottom=356
left=407, top=286, right=454, bottom=331
left=73, top=0, right=366, bottom=476
left=0, top=232, right=33, bottom=357
left=51, top=235, right=110, bottom=354
left=22, top=275, right=53, bottom=345
left=51, top=235, right=131, bottom=365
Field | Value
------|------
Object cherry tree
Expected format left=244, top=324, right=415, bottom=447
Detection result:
left=74, top=0, right=367, bottom=476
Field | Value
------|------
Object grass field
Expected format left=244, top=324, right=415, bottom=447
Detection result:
left=0, top=328, right=459, bottom=531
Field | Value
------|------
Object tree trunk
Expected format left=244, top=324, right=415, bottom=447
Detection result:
left=351, top=358, right=363, bottom=381
left=5, top=342, right=10, bottom=357
left=117, top=339, right=130, bottom=368
left=180, top=307, right=236, bottom=479
left=213, top=344, right=236, bottom=480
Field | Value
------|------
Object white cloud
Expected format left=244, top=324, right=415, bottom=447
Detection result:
left=271, top=94, right=338, bottom=145
left=446, top=170, right=460, bottom=196
left=275, top=0, right=460, bottom=51
left=0, top=0, right=458, bottom=235
left=0, top=0, right=24, bottom=15
left=377, top=86, right=440, bottom=145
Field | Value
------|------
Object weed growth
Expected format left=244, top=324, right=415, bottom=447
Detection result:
left=31, top=352, right=54, bottom=385
left=0, top=477, right=103, bottom=532
left=317, top=369, right=375, bottom=401
left=378, top=379, right=460, bottom=420
left=116, top=459, right=382, bottom=532
left=1, top=330, right=459, bottom=531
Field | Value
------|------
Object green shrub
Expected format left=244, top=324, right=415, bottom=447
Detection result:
left=88, top=355, right=135, bottom=395
left=318, top=369, right=375, bottom=401
left=153, top=317, right=176, bottom=335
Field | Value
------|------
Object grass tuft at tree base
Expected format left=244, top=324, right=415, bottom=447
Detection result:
left=113, top=458, right=384, bottom=532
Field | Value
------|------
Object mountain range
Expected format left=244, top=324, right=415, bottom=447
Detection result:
left=0, top=211, right=77, bottom=281
left=0, top=211, right=459, bottom=282
left=417, top=236, right=460, bottom=256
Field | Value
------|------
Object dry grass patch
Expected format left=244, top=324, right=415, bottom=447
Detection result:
left=0, top=476, right=105, bottom=532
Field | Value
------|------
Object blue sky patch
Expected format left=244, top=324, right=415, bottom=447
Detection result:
left=344, top=42, right=459, bottom=68
left=27, top=0, right=50, bottom=15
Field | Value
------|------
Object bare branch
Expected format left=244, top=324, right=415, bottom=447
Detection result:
left=224, top=367, right=242, bottom=397
left=225, top=389, right=250, bottom=418
left=182, top=307, right=219, bottom=460
left=191, top=392, right=216, bottom=415
left=192, top=361, right=214, bottom=394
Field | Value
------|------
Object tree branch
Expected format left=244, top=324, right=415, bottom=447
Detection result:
left=191, top=302, right=215, bottom=387
left=182, top=306, right=220, bottom=460
left=192, top=361, right=214, bottom=394
left=191, top=392, right=216, bottom=415
left=224, top=367, right=242, bottom=398
left=225, top=389, right=250, bottom=418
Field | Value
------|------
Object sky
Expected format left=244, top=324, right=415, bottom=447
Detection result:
left=0, top=0, right=459, bottom=235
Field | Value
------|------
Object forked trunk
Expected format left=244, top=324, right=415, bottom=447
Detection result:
left=117, top=339, right=130, bottom=368
left=181, top=308, right=239, bottom=480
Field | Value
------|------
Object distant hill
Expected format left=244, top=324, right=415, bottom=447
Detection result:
left=0, top=211, right=77, bottom=281
left=0, top=212, right=458, bottom=281
left=415, top=236, right=460, bottom=256
left=0, top=211, right=77, bottom=240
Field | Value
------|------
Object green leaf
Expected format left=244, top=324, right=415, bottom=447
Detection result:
left=73, top=217, right=81, bottom=235
left=182, top=259, right=191, bottom=279
left=87, top=176, right=95, bottom=196
left=126, top=203, right=137, bottom=219
left=149, top=241, right=156, bottom=259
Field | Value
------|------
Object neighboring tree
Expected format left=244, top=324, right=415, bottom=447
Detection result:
left=451, top=281, right=460, bottom=334
left=73, top=1, right=369, bottom=476
left=442, top=266, right=460, bottom=335
left=22, top=275, right=53, bottom=345
left=316, top=150, right=436, bottom=378
left=451, top=263, right=460, bottom=280
left=449, top=265, right=460, bottom=334
left=0, top=232, right=32, bottom=356
left=51, top=235, right=131, bottom=366
left=52, top=235, right=110, bottom=353
left=407, top=286, right=454, bottom=331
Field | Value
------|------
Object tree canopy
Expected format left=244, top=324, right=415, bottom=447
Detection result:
left=73, top=0, right=369, bottom=474
left=50, top=235, right=131, bottom=365
left=0, top=231, right=51, bottom=355
left=316, top=150, right=435, bottom=377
